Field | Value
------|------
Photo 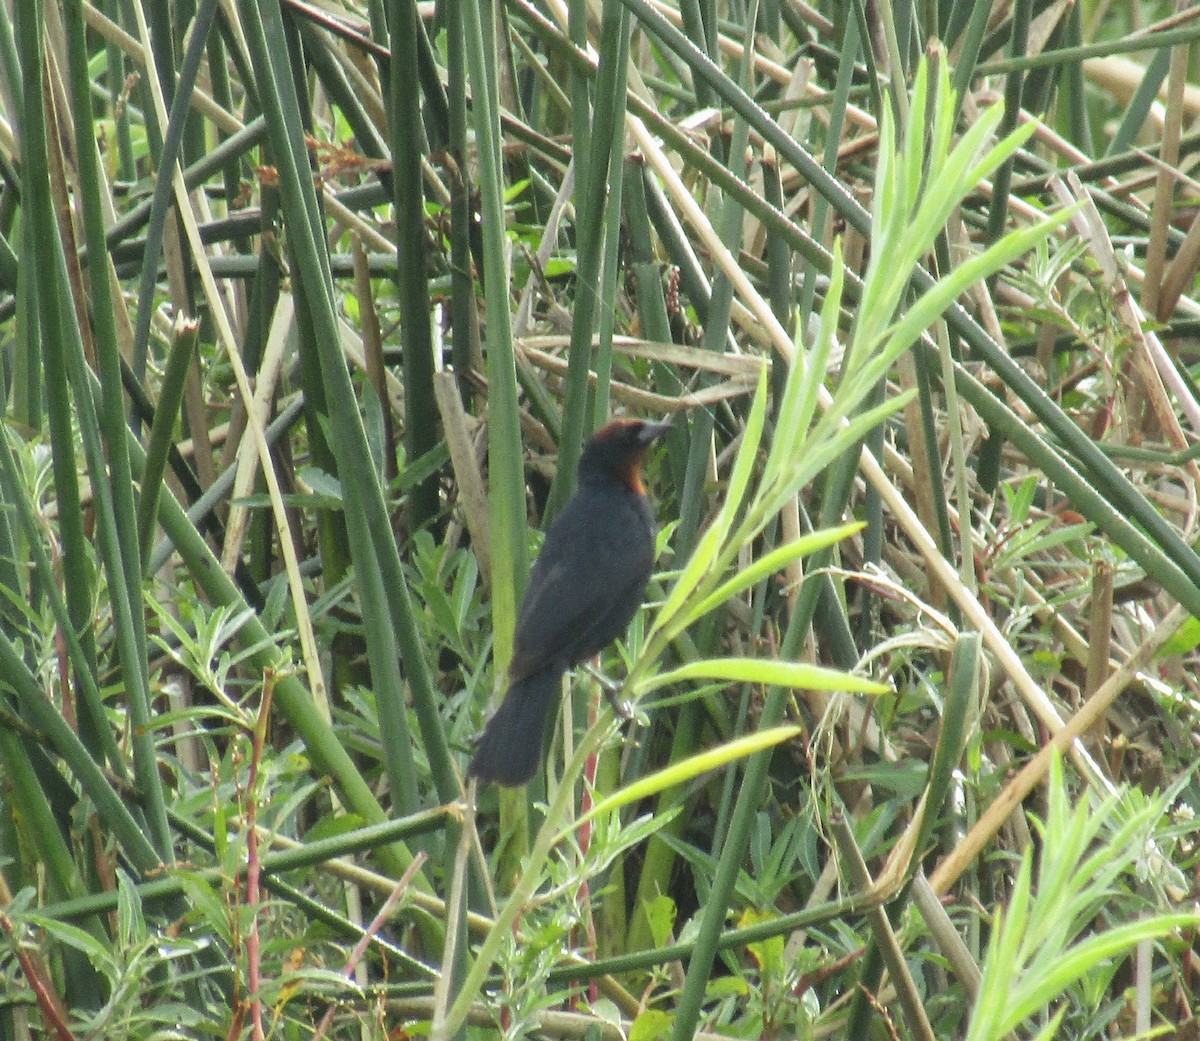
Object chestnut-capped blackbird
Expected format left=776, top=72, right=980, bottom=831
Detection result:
left=468, top=418, right=672, bottom=786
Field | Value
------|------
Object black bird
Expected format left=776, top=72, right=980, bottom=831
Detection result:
left=469, top=418, right=672, bottom=786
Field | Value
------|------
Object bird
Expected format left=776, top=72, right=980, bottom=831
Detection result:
left=468, top=417, right=673, bottom=787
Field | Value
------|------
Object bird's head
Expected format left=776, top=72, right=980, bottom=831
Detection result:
left=579, top=417, right=673, bottom=494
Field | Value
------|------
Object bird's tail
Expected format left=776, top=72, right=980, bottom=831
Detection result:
left=468, top=667, right=563, bottom=787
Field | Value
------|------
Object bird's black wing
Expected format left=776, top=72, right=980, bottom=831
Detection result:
left=508, top=490, right=654, bottom=682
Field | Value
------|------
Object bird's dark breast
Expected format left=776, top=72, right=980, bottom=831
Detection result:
left=508, top=483, right=655, bottom=683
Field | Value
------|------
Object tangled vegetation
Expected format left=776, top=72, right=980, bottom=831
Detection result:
left=0, top=1, right=1199, bottom=1039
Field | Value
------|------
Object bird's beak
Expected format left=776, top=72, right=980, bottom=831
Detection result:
left=638, top=419, right=674, bottom=445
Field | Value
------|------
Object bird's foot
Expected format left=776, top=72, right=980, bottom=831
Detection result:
left=582, top=663, right=634, bottom=719
left=604, top=688, right=635, bottom=720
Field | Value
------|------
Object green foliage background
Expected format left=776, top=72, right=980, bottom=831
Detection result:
left=0, top=1, right=1198, bottom=1039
